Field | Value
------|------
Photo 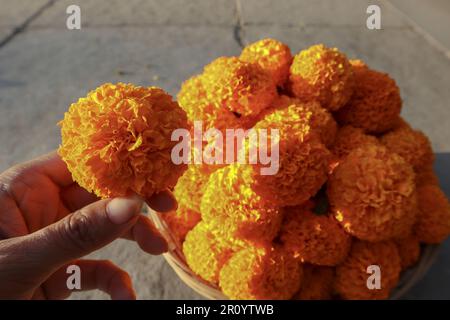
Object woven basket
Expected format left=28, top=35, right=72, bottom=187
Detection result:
left=145, top=205, right=440, bottom=300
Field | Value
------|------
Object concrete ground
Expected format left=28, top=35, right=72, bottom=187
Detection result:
left=0, top=0, right=449, bottom=299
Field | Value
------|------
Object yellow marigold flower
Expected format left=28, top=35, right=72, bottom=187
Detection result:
left=415, top=185, right=450, bottom=244
left=327, top=144, right=417, bottom=241
left=335, top=60, right=402, bottom=134
left=331, top=125, right=379, bottom=159
left=183, top=222, right=234, bottom=284
left=163, top=206, right=201, bottom=244
left=250, top=138, right=331, bottom=207
left=289, top=44, right=354, bottom=111
left=240, top=38, right=292, bottom=87
left=173, top=164, right=210, bottom=213
left=202, top=57, right=277, bottom=117
left=380, top=126, right=434, bottom=172
left=334, top=240, right=401, bottom=300
left=58, top=83, right=188, bottom=198
left=395, top=235, right=421, bottom=270
left=219, top=244, right=303, bottom=300
left=200, top=164, right=283, bottom=244
left=280, top=206, right=351, bottom=266
left=293, top=265, right=335, bottom=300
left=272, top=95, right=338, bottom=147
left=249, top=110, right=331, bottom=206
left=177, top=74, right=251, bottom=131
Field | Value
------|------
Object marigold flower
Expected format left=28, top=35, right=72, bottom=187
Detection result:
left=173, top=164, right=210, bottom=213
left=392, top=116, right=412, bottom=130
left=163, top=206, right=201, bottom=244
left=219, top=244, right=303, bottom=300
left=415, top=163, right=439, bottom=187
left=240, top=38, right=292, bottom=87
left=202, top=57, right=277, bottom=117
left=415, top=185, right=450, bottom=244
left=183, top=222, right=234, bottom=283
left=380, top=126, right=434, bottom=172
left=177, top=74, right=251, bottom=131
left=289, top=44, right=354, bottom=111
left=200, top=164, right=283, bottom=244
left=334, top=240, right=401, bottom=300
left=177, top=73, right=256, bottom=174
left=58, top=83, right=188, bottom=198
left=272, top=95, right=338, bottom=147
left=327, top=144, right=417, bottom=241
left=280, top=206, right=351, bottom=266
left=249, top=109, right=331, bottom=206
left=250, top=139, right=331, bottom=207
left=335, top=60, right=402, bottom=134
left=331, top=125, right=379, bottom=159
left=293, top=265, right=335, bottom=300
left=395, top=235, right=421, bottom=270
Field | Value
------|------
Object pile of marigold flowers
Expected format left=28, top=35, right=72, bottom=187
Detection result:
left=167, top=39, right=450, bottom=300
left=57, top=39, right=450, bottom=300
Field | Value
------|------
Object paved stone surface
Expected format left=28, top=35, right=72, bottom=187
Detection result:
left=389, top=0, right=450, bottom=56
left=30, top=0, right=237, bottom=27
left=0, top=0, right=449, bottom=300
left=239, top=0, right=409, bottom=27
left=0, top=29, right=10, bottom=43
left=0, top=0, right=49, bottom=27
left=0, top=0, right=50, bottom=43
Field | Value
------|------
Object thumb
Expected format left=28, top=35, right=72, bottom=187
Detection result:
left=24, top=196, right=142, bottom=272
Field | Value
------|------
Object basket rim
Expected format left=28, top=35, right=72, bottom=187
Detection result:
left=146, top=205, right=441, bottom=300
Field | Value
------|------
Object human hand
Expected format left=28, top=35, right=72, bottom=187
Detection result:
left=0, top=151, right=176, bottom=300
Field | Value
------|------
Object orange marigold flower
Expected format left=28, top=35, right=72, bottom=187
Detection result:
left=183, top=222, right=234, bottom=283
left=331, top=125, right=379, bottom=159
left=200, top=164, right=283, bottom=244
left=58, top=83, right=188, bottom=198
left=293, top=265, right=335, bottom=300
left=177, top=74, right=250, bottom=131
left=415, top=185, right=450, bottom=244
left=272, top=95, right=338, bottom=147
left=280, top=206, right=351, bottom=266
left=202, top=57, right=277, bottom=117
left=395, top=235, right=421, bottom=270
left=415, top=163, right=439, bottom=187
left=327, top=144, right=417, bottom=241
left=248, top=108, right=331, bottom=206
left=334, top=240, right=401, bottom=300
left=250, top=137, right=331, bottom=207
left=173, top=164, right=210, bottom=213
left=163, top=206, right=201, bottom=244
left=219, top=244, right=303, bottom=300
left=380, top=126, right=434, bottom=172
left=391, top=116, right=412, bottom=131
left=240, top=38, right=292, bottom=87
left=335, top=60, right=402, bottom=134
left=289, top=44, right=354, bottom=111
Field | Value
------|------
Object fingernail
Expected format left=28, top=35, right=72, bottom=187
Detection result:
left=154, top=235, right=169, bottom=253
left=147, top=191, right=177, bottom=213
left=107, top=196, right=143, bottom=225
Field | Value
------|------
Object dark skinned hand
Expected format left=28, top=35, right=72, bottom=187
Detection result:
left=0, top=152, right=176, bottom=300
